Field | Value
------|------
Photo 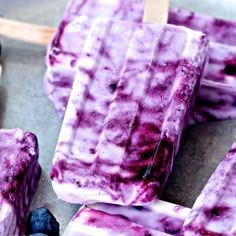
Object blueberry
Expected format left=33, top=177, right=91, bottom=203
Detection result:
left=26, top=208, right=59, bottom=236
left=109, top=82, right=117, bottom=93
left=223, top=64, right=236, bottom=76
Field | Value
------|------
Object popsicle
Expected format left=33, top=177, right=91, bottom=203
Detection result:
left=50, top=13, right=208, bottom=205
left=62, top=200, right=190, bottom=235
left=63, top=206, right=169, bottom=236
left=44, top=0, right=236, bottom=123
left=190, top=42, right=236, bottom=123
left=181, top=141, right=236, bottom=235
left=0, top=129, right=41, bottom=236
left=90, top=200, right=190, bottom=235
left=45, top=0, right=145, bottom=118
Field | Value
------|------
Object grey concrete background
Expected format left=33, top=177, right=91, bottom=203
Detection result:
left=0, top=0, right=236, bottom=234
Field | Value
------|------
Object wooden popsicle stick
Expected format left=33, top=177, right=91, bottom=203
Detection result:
left=143, top=0, right=170, bottom=24
left=0, top=17, right=55, bottom=46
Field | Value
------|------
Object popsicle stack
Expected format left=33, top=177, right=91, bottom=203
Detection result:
left=0, top=0, right=235, bottom=235
left=45, top=0, right=236, bottom=123
left=44, top=0, right=236, bottom=235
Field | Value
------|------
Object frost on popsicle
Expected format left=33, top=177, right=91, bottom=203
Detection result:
left=44, top=0, right=236, bottom=123
left=182, top=141, right=236, bottom=235
left=50, top=18, right=208, bottom=205
left=0, top=129, right=41, bottom=236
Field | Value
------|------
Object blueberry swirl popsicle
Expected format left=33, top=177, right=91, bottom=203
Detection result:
left=45, top=0, right=236, bottom=123
left=0, top=129, right=41, bottom=236
left=63, top=207, right=168, bottom=236
left=50, top=14, right=208, bottom=205
left=63, top=200, right=190, bottom=235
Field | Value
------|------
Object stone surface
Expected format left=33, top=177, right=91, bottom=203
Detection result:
left=0, top=0, right=236, bottom=234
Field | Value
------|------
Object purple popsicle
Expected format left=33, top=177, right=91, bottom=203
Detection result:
left=63, top=206, right=169, bottom=236
left=50, top=18, right=208, bottom=205
left=181, top=141, right=236, bottom=235
left=0, top=129, right=41, bottom=236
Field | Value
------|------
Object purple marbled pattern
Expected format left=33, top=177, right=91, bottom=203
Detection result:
left=90, top=200, right=190, bottom=235
left=0, top=129, right=41, bottom=236
left=168, top=8, right=236, bottom=46
left=45, top=0, right=145, bottom=118
left=62, top=138, right=236, bottom=236
left=44, top=1, right=236, bottom=123
left=50, top=19, right=208, bottom=205
left=63, top=205, right=170, bottom=236
left=181, top=141, right=236, bottom=235
left=190, top=42, right=236, bottom=123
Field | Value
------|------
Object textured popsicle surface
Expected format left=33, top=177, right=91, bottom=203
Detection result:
left=61, top=140, right=236, bottom=236
left=62, top=137, right=236, bottom=236
left=44, top=0, right=236, bottom=123
left=50, top=18, right=208, bottom=205
left=0, top=129, right=41, bottom=236
left=90, top=200, right=190, bottom=235
left=45, top=0, right=144, bottom=118
left=168, top=8, right=236, bottom=46
left=181, top=141, right=236, bottom=235
left=63, top=206, right=170, bottom=236
left=190, top=42, right=236, bottom=123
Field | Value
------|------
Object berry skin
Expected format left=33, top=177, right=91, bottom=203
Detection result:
left=26, top=208, right=59, bottom=236
left=29, top=234, right=48, bottom=236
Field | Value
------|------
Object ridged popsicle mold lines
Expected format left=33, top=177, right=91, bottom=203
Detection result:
left=93, top=23, right=163, bottom=173
left=51, top=19, right=137, bottom=184
left=44, top=1, right=236, bottom=123
left=51, top=19, right=208, bottom=205
left=83, top=23, right=166, bottom=204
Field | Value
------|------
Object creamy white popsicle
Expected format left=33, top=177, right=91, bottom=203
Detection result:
left=50, top=18, right=208, bottom=205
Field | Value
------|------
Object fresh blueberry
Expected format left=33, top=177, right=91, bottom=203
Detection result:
left=26, top=207, right=59, bottom=236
